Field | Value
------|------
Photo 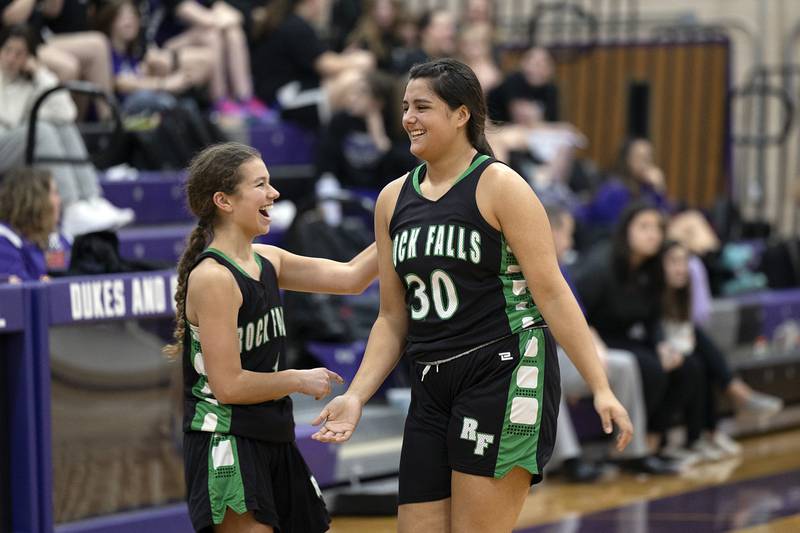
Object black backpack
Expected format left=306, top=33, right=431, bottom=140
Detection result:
left=67, top=231, right=165, bottom=275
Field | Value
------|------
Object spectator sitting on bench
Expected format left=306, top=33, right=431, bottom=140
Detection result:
left=93, top=0, right=213, bottom=104
left=0, top=167, right=69, bottom=283
left=250, top=0, right=375, bottom=130
left=659, top=240, right=783, bottom=463
left=573, top=202, right=704, bottom=466
left=0, top=24, right=134, bottom=237
left=545, top=203, right=681, bottom=479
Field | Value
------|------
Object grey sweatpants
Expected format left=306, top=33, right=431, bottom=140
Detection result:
left=0, top=121, right=100, bottom=205
left=550, top=346, right=649, bottom=465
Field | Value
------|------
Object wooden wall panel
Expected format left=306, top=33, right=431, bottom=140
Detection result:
left=552, top=41, right=729, bottom=207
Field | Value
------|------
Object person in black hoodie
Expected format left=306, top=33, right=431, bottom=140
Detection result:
left=316, top=70, right=415, bottom=189
left=574, top=201, right=702, bottom=466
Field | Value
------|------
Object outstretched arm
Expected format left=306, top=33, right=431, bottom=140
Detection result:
left=254, top=241, right=377, bottom=295
left=312, top=178, right=409, bottom=442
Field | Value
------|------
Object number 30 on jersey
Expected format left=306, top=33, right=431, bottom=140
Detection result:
left=404, top=270, right=459, bottom=320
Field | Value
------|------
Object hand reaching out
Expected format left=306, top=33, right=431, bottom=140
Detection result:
left=311, top=394, right=363, bottom=443
left=297, top=368, right=344, bottom=400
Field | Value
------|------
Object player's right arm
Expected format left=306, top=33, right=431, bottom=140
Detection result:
left=188, top=259, right=342, bottom=404
left=312, top=176, right=409, bottom=442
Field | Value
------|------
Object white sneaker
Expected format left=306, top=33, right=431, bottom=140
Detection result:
left=738, top=391, right=783, bottom=421
left=690, top=438, right=725, bottom=462
left=708, top=432, right=742, bottom=457
left=661, top=446, right=703, bottom=467
left=61, top=200, right=115, bottom=238
left=88, top=196, right=135, bottom=230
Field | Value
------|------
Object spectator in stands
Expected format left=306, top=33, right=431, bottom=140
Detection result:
left=579, top=137, right=722, bottom=258
left=457, top=22, right=501, bottom=94
left=547, top=203, right=680, bottom=478
left=574, top=201, right=702, bottom=462
left=345, top=0, right=406, bottom=72
left=486, top=46, right=584, bottom=207
left=660, top=240, right=783, bottom=461
left=93, top=0, right=212, bottom=103
left=464, top=0, right=495, bottom=27
left=1, top=0, right=114, bottom=117
left=578, top=137, right=669, bottom=233
left=156, top=0, right=263, bottom=115
left=392, top=8, right=456, bottom=74
left=0, top=24, right=134, bottom=237
left=250, top=0, right=374, bottom=130
left=316, top=70, right=415, bottom=190
left=488, top=46, right=559, bottom=124
left=0, top=167, right=69, bottom=282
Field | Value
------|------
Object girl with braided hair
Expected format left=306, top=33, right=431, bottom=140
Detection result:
left=164, top=142, right=376, bottom=532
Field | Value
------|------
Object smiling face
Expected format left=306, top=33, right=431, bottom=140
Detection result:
left=226, top=158, right=280, bottom=237
left=402, top=78, right=467, bottom=161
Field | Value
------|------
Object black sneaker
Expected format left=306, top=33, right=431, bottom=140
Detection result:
left=562, top=457, right=603, bottom=483
left=622, top=455, right=683, bottom=475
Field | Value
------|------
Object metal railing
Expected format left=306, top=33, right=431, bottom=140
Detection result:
left=25, top=81, right=124, bottom=169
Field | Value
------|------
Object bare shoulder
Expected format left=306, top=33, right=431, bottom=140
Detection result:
left=187, top=258, right=238, bottom=299
left=481, top=161, right=530, bottom=194
left=252, top=243, right=282, bottom=264
left=476, top=162, right=536, bottom=228
left=252, top=243, right=284, bottom=277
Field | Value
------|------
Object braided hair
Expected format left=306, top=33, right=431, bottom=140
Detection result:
left=163, top=142, right=260, bottom=358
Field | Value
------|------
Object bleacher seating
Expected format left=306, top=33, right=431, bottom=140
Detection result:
left=98, top=120, right=318, bottom=263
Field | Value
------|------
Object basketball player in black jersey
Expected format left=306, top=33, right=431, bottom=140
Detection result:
left=312, top=59, right=634, bottom=532
left=164, top=142, right=377, bottom=532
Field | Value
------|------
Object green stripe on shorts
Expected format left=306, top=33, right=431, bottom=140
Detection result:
left=494, top=328, right=546, bottom=478
left=207, top=433, right=247, bottom=524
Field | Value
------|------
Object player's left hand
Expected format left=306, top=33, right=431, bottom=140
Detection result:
left=593, top=388, right=633, bottom=452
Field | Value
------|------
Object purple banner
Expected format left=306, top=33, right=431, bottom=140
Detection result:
left=0, top=284, right=26, bottom=332
left=45, top=271, right=178, bottom=325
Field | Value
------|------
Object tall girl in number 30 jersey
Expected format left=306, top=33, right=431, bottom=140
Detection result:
left=313, top=59, right=633, bottom=533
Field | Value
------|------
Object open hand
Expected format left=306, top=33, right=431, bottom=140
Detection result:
left=311, top=394, right=363, bottom=443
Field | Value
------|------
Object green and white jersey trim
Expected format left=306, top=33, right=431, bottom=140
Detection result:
left=495, top=328, right=547, bottom=478
left=498, top=234, right=542, bottom=332
left=208, top=433, right=246, bottom=524
left=188, top=323, right=232, bottom=434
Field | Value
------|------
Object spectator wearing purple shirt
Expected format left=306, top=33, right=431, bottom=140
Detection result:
left=576, top=138, right=669, bottom=239
left=0, top=167, right=69, bottom=282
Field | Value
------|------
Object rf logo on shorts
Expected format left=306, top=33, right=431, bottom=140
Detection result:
left=460, top=417, right=495, bottom=456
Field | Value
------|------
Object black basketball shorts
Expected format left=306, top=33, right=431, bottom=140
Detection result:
left=183, top=431, right=330, bottom=532
left=398, top=327, right=560, bottom=505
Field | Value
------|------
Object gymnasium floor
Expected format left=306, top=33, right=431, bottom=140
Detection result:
left=328, top=427, right=800, bottom=532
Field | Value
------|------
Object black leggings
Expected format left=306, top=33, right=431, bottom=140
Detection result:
left=690, top=327, right=736, bottom=431
left=606, top=338, right=704, bottom=444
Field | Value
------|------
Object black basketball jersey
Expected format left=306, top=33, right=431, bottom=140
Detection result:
left=389, top=154, right=543, bottom=363
left=182, top=248, right=294, bottom=442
